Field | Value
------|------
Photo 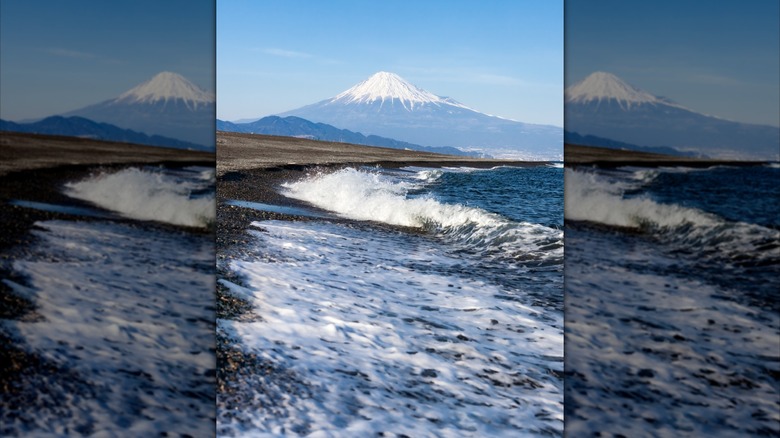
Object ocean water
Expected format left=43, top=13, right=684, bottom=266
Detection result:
left=564, top=165, right=780, bottom=436
left=1, top=166, right=216, bottom=435
left=218, top=165, right=564, bottom=436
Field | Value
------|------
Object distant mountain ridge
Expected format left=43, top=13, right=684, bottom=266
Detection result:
left=565, top=72, right=779, bottom=160
left=62, top=72, right=215, bottom=148
left=1, top=116, right=210, bottom=151
left=274, top=71, right=562, bottom=160
left=217, top=116, right=487, bottom=157
left=564, top=131, right=705, bottom=158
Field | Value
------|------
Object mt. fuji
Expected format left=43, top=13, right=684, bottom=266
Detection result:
left=565, top=72, right=779, bottom=160
left=276, top=72, right=562, bottom=160
left=63, top=72, right=215, bottom=148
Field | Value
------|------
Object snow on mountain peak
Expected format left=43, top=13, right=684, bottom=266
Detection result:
left=565, top=71, right=679, bottom=110
left=332, top=71, right=468, bottom=111
left=117, top=71, right=214, bottom=108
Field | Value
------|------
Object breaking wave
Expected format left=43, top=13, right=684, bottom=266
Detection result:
left=65, top=167, right=215, bottom=228
left=281, top=167, right=562, bottom=265
left=565, top=168, right=780, bottom=264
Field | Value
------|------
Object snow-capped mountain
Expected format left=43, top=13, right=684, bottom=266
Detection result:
left=276, top=71, right=562, bottom=160
left=565, top=72, right=779, bottom=160
left=330, top=71, right=472, bottom=111
left=565, top=71, right=687, bottom=110
left=63, top=72, right=215, bottom=148
left=115, top=71, right=214, bottom=109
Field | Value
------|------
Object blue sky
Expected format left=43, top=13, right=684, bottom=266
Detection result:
left=567, top=0, right=780, bottom=127
left=217, top=1, right=564, bottom=126
left=0, top=0, right=214, bottom=121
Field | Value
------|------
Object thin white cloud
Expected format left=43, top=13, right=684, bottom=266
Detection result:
left=260, top=48, right=314, bottom=59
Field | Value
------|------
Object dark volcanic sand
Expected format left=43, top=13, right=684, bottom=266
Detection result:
left=1, top=131, right=214, bottom=176
left=217, top=131, right=548, bottom=176
left=565, top=143, right=768, bottom=168
left=0, top=131, right=214, bottom=425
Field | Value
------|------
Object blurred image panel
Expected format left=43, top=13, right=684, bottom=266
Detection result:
left=564, top=1, right=779, bottom=436
left=0, top=1, right=216, bottom=435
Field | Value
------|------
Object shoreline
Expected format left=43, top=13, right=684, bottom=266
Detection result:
left=565, top=143, right=771, bottom=168
left=217, top=131, right=551, bottom=176
left=1, top=131, right=214, bottom=176
left=1, top=132, right=215, bottom=416
left=1, top=131, right=216, bottom=290
left=215, top=131, right=556, bottom=263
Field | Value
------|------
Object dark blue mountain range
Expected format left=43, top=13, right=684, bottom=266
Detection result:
left=217, top=115, right=488, bottom=158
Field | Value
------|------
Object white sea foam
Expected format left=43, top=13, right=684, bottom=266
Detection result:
left=4, top=220, right=215, bottom=435
left=412, top=168, right=444, bottom=182
left=219, top=220, right=563, bottom=436
left=282, top=167, right=562, bottom=264
left=565, top=226, right=780, bottom=436
left=64, top=167, right=215, bottom=228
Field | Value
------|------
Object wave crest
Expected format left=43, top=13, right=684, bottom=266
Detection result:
left=281, top=167, right=561, bottom=265
left=65, top=167, right=215, bottom=228
left=565, top=168, right=780, bottom=264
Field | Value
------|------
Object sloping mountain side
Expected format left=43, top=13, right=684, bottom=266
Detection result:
left=564, top=131, right=705, bottom=158
left=274, top=72, right=562, bottom=160
left=1, top=116, right=211, bottom=151
left=217, top=116, right=487, bottom=158
left=565, top=72, right=779, bottom=160
left=62, top=72, right=215, bottom=148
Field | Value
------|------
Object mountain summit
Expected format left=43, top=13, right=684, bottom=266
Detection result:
left=63, top=71, right=215, bottom=147
left=330, top=71, right=470, bottom=111
left=277, top=71, right=562, bottom=160
left=565, top=72, right=778, bottom=160
left=116, top=71, right=214, bottom=109
left=565, top=71, right=683, bottom=110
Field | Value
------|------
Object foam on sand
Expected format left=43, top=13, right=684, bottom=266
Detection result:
left=219, top=220, right=563, bottom=436
left=3, top=220, right=215, bottom=435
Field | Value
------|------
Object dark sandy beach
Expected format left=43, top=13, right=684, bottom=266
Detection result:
left=217, top=131, right=549, bottom=175
left=564, top=143, right=769, bottom=168
left=0, top=131, right=214, bottom=432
